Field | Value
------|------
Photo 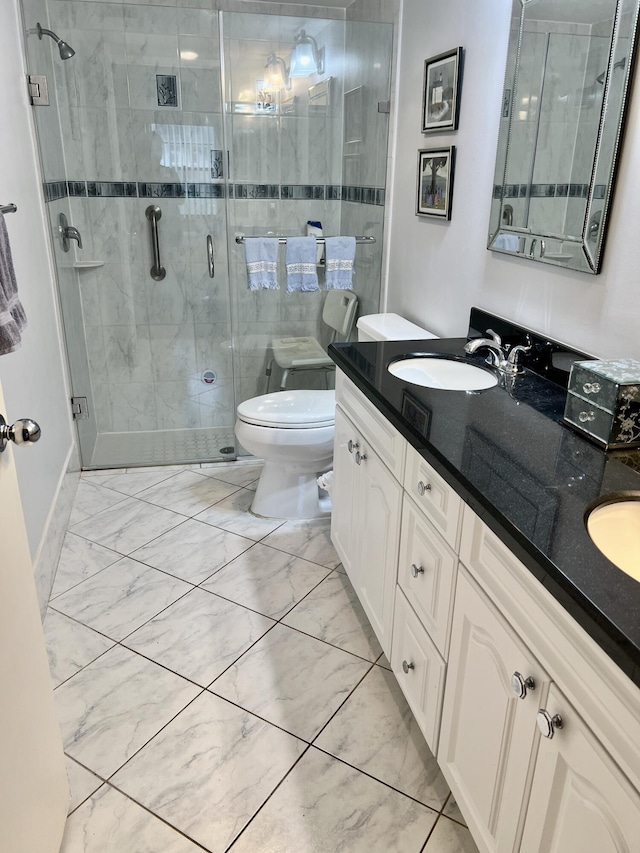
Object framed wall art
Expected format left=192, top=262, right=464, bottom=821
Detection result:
left=416, top=146, right=455, bottom=219
left=422, top=47, right=463, bottom=133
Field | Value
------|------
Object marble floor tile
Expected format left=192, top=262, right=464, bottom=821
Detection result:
left=79, top=468, right=181, bottom=496
left=60, top=785, right=203, bottom=853
left=377, top=652, right=392, bottom=670
left=130, top=518, right=254, bottom=584
left=69, top=480, right=127, bottom=527
left=201, top=542, right=330, bottom=619
left=70, top=497, right=186, bottom=554
left=51, top=557, right=193, bottom=641
left=111, top=691, right=306, bottom=853
left=44, top=610, right=114, bottom=687
left=443, top=794, right=467, bottom=826
left=137, top=470, right=240, bottom=516
left=282, top=572, right=383, bottom=662
left=51, top=533, right=121, bottom=599
left=54, top=645, right=200, bottom=778
left=261, top=517, right=340, bottom=568
left=195, top=487, right=285, bottom=540
left=315, top=666, right=449, bottom=810
left=123, top=587, right=275, bottom=686
left=65, top=756, right=103, bottom=814
left=200, top=460, right=263, bottom=488
left=228, top=747, right=438, bottom=853
left=211, top=623, right=370, bottom=741
left=425, top=815, right=480, bottom=852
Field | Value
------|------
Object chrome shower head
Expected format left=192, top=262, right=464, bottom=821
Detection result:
left=36, top=23, right=75, bottom=60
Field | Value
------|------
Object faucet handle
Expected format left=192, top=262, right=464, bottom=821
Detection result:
left=485, top=328, right=502, bottom=346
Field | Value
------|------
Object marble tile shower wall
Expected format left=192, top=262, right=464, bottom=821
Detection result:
left=29, top=0, right=392, bottom=433
left=501, top=21, right=607, bottom=239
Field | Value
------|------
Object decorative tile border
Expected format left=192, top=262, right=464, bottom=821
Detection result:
left=43, top=181, right=387, bottom=206
left=493, top=182, right=604, bottom=200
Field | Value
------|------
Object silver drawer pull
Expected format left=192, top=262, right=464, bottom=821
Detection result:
left=536, top=709, right=563, bottom=739
left=578, top=410, right=596, bottom=423
left=348, top=439, right=359, bottom=454
left=355, top=450, right=367, bottom=465
left=582, top=382, right=601, bottom=395
left=410, top=563, right=425, bottom=578
left=417, top=480, right=431, bottom=496
left=402, top=660, right=415, bottom=674
left=511, top=671, right=535, bottom=699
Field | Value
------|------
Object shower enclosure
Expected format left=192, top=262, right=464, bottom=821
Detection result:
left=20, top=0, right=393, bottom=469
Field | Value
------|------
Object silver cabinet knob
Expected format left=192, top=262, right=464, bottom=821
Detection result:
left=410, top=563, right=425, bottom=578
left=355, top=450, right=367, bottom=465
left=578, top=410, right=595, bottom=423
left=402, top=660, right=415, bottom=674
left=417, top=480, right=432, bottom=496
left=0, top=415, right=41, bottom=453
left=536, top=709, right=563, bottom=739
left=347, top=439, right=359, bottom=454
left=582, top=382, right=601, bottom=395
left=511, top=671, right=536, bottom=699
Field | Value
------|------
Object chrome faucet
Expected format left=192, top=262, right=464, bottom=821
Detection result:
left=464, top=328, right=531, bottom=375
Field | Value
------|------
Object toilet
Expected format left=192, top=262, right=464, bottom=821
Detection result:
left=235, top=313, right=438, bottom=520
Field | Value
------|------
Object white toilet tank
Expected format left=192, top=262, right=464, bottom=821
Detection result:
left=356, top=313, right=438, bottom=342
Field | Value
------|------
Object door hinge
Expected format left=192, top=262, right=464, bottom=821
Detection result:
left=28, top=74, right=50, bottom=106
left=71, top=397, right=89, bottom=420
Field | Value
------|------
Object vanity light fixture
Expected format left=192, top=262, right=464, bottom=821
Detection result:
left=265, top=52, right=291, bottom=91
left=289, top=30, right=324, bottom=78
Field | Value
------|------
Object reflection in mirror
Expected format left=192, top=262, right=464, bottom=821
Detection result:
left=488, top=0, right=639, bottom=273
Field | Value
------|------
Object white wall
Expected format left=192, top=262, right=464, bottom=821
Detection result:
left=387, top=0, right=640, bottom=359
left=0, top=1, right=77, bottom=605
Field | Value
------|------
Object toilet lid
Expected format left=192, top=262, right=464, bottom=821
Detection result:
left=237, top=390, right=336, bottom=428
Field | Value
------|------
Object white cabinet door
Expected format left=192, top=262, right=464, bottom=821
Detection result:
left=0, top=382, right=68, bottom=851
left=354, top=436, right=403, bottom=657
left=331, top=405, right=360, bottom=581
left=438, top=568, right=550, bottom=853
left=520, top=684, right=640, bottom=853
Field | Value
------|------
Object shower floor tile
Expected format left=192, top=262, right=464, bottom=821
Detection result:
left=89, top=428, right=237, bottom=469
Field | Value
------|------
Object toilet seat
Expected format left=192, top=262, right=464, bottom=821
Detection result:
left=237, top=390, right=335, bottom=429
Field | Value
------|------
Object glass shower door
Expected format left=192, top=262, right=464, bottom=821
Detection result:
left=21, top=0, right=236, bottom=468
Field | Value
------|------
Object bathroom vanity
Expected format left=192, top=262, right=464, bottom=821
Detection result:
left=329, top=312, right=640, bottom=853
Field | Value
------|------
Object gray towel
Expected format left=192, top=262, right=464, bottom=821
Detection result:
left=0, top=213, right=27, bottom=356
left=325, top=236, right=356, bottom=290
left=286, top=236, right=319, bottom=293
left=245, top=237, right=280, bottom=290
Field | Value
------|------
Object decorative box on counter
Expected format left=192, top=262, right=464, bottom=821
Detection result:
left=564, top=359, right=640, bottom=449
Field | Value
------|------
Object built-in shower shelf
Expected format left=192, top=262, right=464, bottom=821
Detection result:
left=74, top=262, right=105, bottom=270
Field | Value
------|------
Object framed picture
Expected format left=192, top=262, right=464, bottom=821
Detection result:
left=416, top=146, right=455, bottom=219
left=422, top=47, right=463, bottom=133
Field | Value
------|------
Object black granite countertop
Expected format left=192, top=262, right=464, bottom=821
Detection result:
left=329, top=334, right=640, bottom=688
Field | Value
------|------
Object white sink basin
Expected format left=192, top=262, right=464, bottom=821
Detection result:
left=586, top=497, right=640, bottom=581
left=388, top=357, right=498, bottom=391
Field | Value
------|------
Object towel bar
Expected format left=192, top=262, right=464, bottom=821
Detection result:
left=0, top=203, right=17, bottom=214
left=235, top=235, right=375, bottom=245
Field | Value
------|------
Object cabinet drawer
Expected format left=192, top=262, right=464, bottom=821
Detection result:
left=398, top=496, right=457, bottom=659
left=404, top=444, right=462, bottom=549
left=335, top=371, right=406, bottom=480
left=391, top=587, right=446, bottom=753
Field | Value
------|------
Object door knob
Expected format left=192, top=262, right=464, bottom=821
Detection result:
left=0, top=415, right=41, bottom=452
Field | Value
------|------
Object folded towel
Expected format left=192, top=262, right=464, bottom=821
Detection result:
left=245, top=237, right=280, bottom=291
left=492, top=233, right=520, bottom=252
left=325, top=236, right=356, bottom=290
left=0, top=212, right=27, bottom=356
left=286, top=236, right=319, bottom=293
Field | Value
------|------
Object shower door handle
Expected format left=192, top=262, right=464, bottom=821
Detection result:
left=145, top=205, right=166, bottom=281
left=207, top=235, right=215, bottom=278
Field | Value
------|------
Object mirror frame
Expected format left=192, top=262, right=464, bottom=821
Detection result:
left=488, top=0, right=640, bottom=274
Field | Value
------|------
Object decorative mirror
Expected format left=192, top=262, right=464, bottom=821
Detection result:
left=488, top=0, right=639, bottom=273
